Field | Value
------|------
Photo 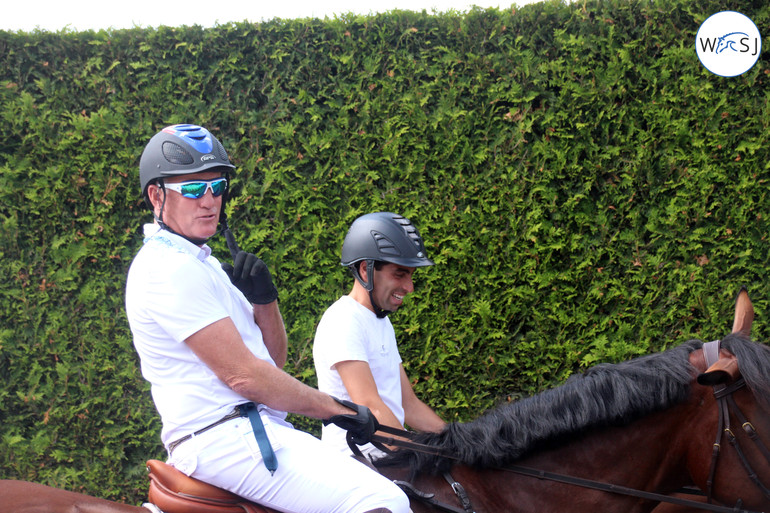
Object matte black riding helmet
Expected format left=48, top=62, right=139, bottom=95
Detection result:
left=139, top=124, right=235, bottom=243
left=341, top=212, right=434, bottom=317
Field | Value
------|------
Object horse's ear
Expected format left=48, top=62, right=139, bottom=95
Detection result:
left=697, top=354, right=740, bottom=386
left=731, top=286, right=753, bottom=337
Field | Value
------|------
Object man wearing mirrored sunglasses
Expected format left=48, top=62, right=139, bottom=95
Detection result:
left=125, top=124, right=409, bottom=513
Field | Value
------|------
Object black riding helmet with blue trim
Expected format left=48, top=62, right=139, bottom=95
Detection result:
left=139, top=124, right=235, bottom=244
left=341, top=212, right=434, bottom=317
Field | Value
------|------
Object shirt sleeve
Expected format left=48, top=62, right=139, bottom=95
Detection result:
left=314, top=302, right=369, bottom=370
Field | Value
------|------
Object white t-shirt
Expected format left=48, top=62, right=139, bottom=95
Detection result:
left=313, top=295, right=403, bottom=454
left=125, top=224, right=284, bottom=445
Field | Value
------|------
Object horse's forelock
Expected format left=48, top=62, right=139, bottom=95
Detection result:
left=721, top=334, right=770, bottom=410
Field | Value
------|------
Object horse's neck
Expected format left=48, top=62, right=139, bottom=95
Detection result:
left=522, top=388, right=709, bottom=491
left=518, top=349, right=716, bottom=490
left=438, top=395, right=705, bottom=513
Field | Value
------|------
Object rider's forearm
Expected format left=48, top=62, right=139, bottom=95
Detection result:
left=253, top=301, right=288, bottom=368
left=230, top=361, right=352, bottom=419
left=404, top=399, right=446, bottom=433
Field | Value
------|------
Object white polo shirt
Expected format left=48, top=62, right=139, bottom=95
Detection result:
left=125, top=224, right=283, bottom=445
left=313, top=295, right=404, bottom=454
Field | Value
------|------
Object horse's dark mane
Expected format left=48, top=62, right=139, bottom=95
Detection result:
left=721, top=334, right=770, bottom=410
left=378, top=339, right=705, bottom=474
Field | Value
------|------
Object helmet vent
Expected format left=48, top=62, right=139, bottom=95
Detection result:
left=214, top=139, right=230, bottom=162
left=372, top=231, right=401, bottom=257
left=161, top=141, right=194, bottom=165
left=392, top=215, right=424, bottom=251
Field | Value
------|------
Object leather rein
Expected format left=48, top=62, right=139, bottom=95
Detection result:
left=368, top=341, right=770, bottom=513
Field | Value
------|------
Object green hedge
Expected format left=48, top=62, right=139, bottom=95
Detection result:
left=1, top=0, right=769, bottom=503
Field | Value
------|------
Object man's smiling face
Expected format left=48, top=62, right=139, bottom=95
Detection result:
left=370, top=263, right=416, bottom=312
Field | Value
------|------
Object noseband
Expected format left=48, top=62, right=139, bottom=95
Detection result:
left=702, top=340, right=770, bottom=505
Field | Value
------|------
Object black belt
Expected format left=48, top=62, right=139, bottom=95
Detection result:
left=166, top=403, right=278, bottom=474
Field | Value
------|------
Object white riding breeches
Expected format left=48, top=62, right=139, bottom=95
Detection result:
left=167, top=411, right=409, bottom=513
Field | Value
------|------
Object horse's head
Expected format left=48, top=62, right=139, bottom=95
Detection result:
left=687, top=288, right=770, bottom=510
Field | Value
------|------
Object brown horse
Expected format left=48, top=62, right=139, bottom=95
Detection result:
left=3, top=290, right=769, bottom=513
left=374, top=288, right=770, bottom=513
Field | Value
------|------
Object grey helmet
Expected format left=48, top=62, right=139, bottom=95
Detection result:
left=139, top=124, right=234, bottom=199
left=341, top=212, right=434, bottom=269
left=341, top=212, right=433, bottom=316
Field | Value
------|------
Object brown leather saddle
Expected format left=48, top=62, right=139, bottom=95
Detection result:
left=146, top=459, right=279, bottom=513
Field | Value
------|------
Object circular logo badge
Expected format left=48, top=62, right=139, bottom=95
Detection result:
left=696, top=11, right=761, bottom=77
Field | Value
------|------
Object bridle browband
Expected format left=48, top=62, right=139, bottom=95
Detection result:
left=368, top=341, right=770, bottom=513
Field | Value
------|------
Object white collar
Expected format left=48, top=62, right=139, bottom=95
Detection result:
left=143, top=223, right=212, bottom=260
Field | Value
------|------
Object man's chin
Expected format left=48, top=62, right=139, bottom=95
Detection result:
left=196, top=222, right=219, bottom=237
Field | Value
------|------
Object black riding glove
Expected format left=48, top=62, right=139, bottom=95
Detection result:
left=221, top=250, right=279, bottom=305
left=324, top=398, right=379, bottom=446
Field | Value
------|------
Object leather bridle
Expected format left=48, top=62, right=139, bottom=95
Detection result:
left=368, top=341, right=770, bottom=513
left=702, top=340, right=770, bottom=506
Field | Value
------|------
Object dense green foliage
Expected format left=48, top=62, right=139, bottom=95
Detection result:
left=1, top=0, right=769, bottom=503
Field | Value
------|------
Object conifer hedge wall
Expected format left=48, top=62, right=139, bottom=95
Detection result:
left=1, top=0, right=769, bottom=503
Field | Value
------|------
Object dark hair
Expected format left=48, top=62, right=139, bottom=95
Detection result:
left=355, top=260, right=386, bottom=274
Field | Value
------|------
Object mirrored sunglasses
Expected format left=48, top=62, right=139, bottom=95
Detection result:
left=164, top=178, right=228, bottom=199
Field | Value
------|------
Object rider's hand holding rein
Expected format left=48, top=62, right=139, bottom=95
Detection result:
left=325, top=398, right=380, bottom=445
left=222, top=250, right=279, bottom=305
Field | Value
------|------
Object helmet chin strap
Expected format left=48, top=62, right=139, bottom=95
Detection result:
left=352, top=261, right=392, bottom=318
left=369, top=290, right=391, bottom=318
